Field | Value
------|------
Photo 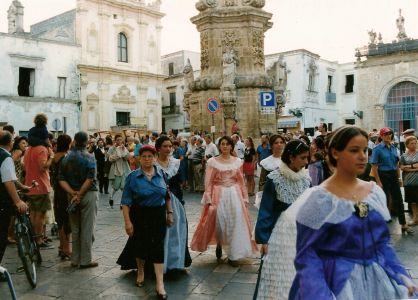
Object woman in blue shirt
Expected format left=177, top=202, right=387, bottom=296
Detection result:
left=117, top=145, right=173, bottom=299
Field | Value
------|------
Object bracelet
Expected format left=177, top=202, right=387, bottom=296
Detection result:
left=167, top=211, right=173, bottom=214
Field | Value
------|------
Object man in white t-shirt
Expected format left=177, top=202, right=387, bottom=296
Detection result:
left=0, top=131, right=28, bottom=266
left=204, top=135, right=219, bottom=160
left=232, top=134, right=245, bottom=159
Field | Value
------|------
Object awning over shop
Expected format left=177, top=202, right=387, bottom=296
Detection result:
left=277, top=118, right=300, bottom=128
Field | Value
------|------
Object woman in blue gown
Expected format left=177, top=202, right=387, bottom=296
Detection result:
left=289, top=126, right=417, bottom=299
left=155, top=136, right=192, bottom=272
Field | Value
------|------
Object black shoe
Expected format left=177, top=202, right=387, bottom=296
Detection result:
left=109, top=199, right=114, bottom=208
left=105, top=191, right=109, bottom=194
left=216, top=245, right=222, bottom=259
left=99, top=190, right=103, bottom=194
left=38, top=242, right=54, bottom=250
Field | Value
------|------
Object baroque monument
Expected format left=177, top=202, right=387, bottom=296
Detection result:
left=184, top=0, right=286, bottom=136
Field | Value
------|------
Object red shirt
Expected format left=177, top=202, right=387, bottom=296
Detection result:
left=24, top=146, right=52, bottom=195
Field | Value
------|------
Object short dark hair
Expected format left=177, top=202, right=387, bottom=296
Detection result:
left=0, top=131, right=13, bottom=146
left=34, top=114, right=48, bottom=127
left=269, top=134, right=286, bottom=148
left=139, top=144, right=156, bottom=155
left=74, top=131, right=89, bottom=148
left=56, top=134, right=72, bottom=152
left=155, top=135, right=172, bottom=151
left=327, top=126, right=368, bottom=167
left=281, top=140, right=310, bottom=165
left=3, top=125, right=14, bottom=134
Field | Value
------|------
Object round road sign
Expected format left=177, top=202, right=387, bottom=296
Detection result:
left=207, top=98, right=220, bottom=114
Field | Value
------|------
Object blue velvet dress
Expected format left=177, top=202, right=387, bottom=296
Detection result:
left=289, top=184, right=414, bottom=300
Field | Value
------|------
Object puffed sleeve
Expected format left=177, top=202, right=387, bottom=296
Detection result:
left=201, top=160, right=216, bottom=205
left=289, top=222, right=335, bottom=300
left=121, top=174, right=133, bottom=206
left=255, top=177, right=285, bottom=244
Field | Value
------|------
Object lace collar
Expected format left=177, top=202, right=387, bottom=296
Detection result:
left=154, top=157, right=180, bottom=179
left=268, top=160, right=309, bottom=182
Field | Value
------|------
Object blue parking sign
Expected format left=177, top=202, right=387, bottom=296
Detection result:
left=260, top=92, right=276, bottom=107
left=260, top=92, right=276, bottom=115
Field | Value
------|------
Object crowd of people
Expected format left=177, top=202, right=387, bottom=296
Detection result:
left=1, top=116, right=418, bottom=299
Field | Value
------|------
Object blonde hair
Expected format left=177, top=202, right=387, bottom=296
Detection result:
left=405, top=135, right=417, bottom=146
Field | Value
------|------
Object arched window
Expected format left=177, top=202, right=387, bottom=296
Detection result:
left=385, top=81, right=418, bottom=133
left=118, top=33, right=128, bottom=62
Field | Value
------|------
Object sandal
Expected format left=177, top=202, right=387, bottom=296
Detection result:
left=402, top=226, right=414, bottom=235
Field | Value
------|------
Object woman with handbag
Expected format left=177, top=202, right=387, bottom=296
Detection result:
left=400, top=135, right=418, bottom=226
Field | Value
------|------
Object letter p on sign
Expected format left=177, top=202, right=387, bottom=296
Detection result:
left=260, top=92, right=276, bottom=107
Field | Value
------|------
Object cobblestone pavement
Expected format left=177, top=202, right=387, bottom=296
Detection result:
left=1, top=190, right=418, bottom=299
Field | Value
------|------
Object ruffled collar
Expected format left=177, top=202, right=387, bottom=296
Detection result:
left=207, top=156, right=242, bottom=171
left=260, top=155, right=281, bottom=172
left=155, top=157, right=180, bottom=179
left=268, top=160, right=308, bottom=182
left=290, top=182, right=390, bottom=230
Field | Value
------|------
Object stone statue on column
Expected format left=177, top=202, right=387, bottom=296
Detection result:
left=396, top=9, right=408, bottom=41
left=182, top=59, right=194, bottom=120
left=220, top=49, right=239, bottom=120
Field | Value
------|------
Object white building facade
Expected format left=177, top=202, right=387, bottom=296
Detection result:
left=161, top=50, right=200, bottom=132
left=76, top=0, right=165, bottom=133
left=0, top=1, right=80, bottom=136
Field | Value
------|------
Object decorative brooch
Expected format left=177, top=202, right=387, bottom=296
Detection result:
left=355, top=202, right=369, bottom=218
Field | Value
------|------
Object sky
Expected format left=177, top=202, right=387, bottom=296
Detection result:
left=1, top=0, right=418, bottom=63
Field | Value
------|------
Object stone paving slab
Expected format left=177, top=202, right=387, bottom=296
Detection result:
left=1, top=190, right=417, bottom=299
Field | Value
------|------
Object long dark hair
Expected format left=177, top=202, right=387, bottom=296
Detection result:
left=155, top=135, right=172, bottom=152
left=327, top=125, right=368, bottom=167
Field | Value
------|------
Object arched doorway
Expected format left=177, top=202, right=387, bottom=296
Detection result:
left=385, top=81, right=418, bottom=134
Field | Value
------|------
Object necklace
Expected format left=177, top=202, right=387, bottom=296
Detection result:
left=142, top=168, right=154, bottom=178
left=157, top=157, right=169, bottom=168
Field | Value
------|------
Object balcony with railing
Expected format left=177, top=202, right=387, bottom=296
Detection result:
left=162, top=105, right=181, bottom=115
left=325, top=92, right=336, bottom=103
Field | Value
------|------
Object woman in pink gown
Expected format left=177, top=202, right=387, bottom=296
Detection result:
left=191, top=136, right=257, bottom=267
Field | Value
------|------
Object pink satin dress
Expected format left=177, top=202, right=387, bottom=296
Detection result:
left=191, top=157, right=257, bottom=260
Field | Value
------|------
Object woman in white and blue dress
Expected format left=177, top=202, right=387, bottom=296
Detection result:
left=255, top=140, right=311, bottom=299
left=154, top=136, right=192, bottom=272
left=288, top=126, right=417, bottom=299
left=256, top=126, right=418, bottom=300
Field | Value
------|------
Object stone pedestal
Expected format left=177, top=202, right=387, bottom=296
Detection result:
left=184, top=0, right=284, bottom=137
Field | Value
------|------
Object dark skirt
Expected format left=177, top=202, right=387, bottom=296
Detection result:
left=117, top=205, right=166, bottom=269
left=53, top=185, right=71, bottom=235
left=404, top=186, right=418, bottom=204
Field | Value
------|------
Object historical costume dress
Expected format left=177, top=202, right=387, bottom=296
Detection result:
left=191, top=156, right=257, bottom=260
left=259, top=182, right=415, bottom=300
left=255, top=155, right=281, bottom=209
left=255, top=161, right=311, bottom=299
left=155, top=157, right=192, bottom=272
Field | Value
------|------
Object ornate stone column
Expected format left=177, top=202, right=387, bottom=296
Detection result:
left=189, top=0, right=278, bottom=137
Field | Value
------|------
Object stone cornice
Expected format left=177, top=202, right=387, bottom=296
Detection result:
left=78, top=64, right=167, bottom=79
left=85, top=0, right=165, bottom=18
left=0, top=95, right=79, bottom=104
left=357, top=52, right=418, bottom=68
left=191, top=7, right=272, bottom=28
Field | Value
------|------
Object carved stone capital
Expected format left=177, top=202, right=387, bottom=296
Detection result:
left=196, top=0, right=218, bottom=11
left=242, top=0, right=265, bottom=8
